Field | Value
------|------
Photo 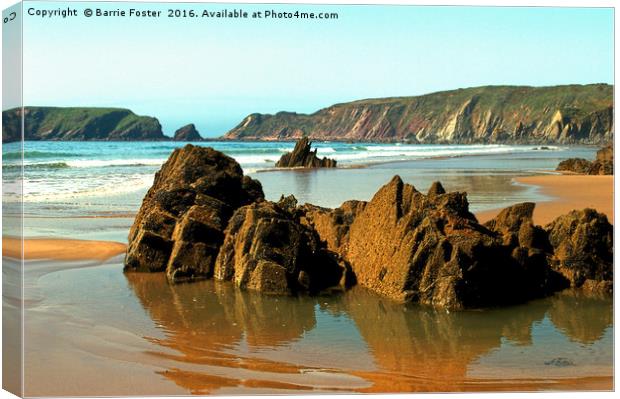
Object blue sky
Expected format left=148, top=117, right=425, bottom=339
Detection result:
left=21, top=2, right=614, bottom=137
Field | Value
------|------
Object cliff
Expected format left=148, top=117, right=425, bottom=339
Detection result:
left=223, top=84, right=613, bottom=144
left=2, top=106, right=166, bottom=142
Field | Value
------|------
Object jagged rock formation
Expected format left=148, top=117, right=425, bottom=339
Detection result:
left=316, top=179, right=565, bottom=308
left=590, top=145, right=614, bottom=174
left=124, top=144, right=264, bottom=281
left=214, top=196, right=350, bottom=295
left=546, top=209, right=613, bottom=294
left=300, top=200, right=366, bottom=254
left=125, top=146, right=613, bottom=307
left=223, top=84, right=613, bottom=144
left=556, top=144, right=613, bottom=175
left=2, top=107, right=166, bottom=142
left=275, top=137, right=337, bottom=168
left=174, top=123, right=204, bottom=141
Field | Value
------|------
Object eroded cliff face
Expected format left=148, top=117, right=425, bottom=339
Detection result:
left=224, top=84, right=613, bottom=144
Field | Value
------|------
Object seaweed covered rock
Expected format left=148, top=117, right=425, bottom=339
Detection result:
left=545, top=209, right=613, bottom=293
left=275, top=137, right=337, bottom=168
left=213, top=198, right=350, bottom=295
left=125, top=145, right=264, bottom=281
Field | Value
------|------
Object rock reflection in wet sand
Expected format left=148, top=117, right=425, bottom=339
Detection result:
left=125, top=273, right=613, bottom=394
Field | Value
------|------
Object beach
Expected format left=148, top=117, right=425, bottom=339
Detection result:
left=2, top=142, right=613, bottom=395
left=3, top=237, right=127, bottom=261
left=6, top=173, right=613, bottom=262
left=477, top=174, right=614, bottom=225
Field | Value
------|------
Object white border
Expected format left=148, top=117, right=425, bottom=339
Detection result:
left=0, top=1, right=616, bottom=399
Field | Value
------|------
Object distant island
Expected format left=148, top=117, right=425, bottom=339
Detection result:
left=224, top=84, right=613, bottom=144
left=2, top=107, right=166, bottom=143
left=2, top=84, right=613, bottom=143
left=173, top=123, right=204, bottom=142
left=1, top=107, right=206, bottom=143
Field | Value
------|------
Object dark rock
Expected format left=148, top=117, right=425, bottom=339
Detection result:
left=125, top=145, right=264, bottom=282
left=484, top=203, right=566, bottom=296
left=544, top=357, right=575, bottom=367
left=556, top=158, right=592, bottom=174
left=275, top=137, right=337, bottom=168
left=213, top=200, right=349, bottom=295
left=588, top=161, right=613, bottom=175
left=174, top=123, right=203, bottom=141
left=484, top=202, right=550, bottom=251
left=596, top=144, right=613, bottom=162
left=588, top=144, right=613, bottom=175
left=556, top=144, right=613, bottom=175
left=277, top=194, right=299, bottom=214
left=124, top=230, right=173, bottom=272
left=300, top=200, right=366, bottom=254
left=299, top=177, right=594, bottom=309
left=545, top=209, right=613, bottom=292
left=427, top=181, right=446, bottom=197
left=337, top=176, right=553, bottom=308
left=125, top=146, right=613, bottom=307
left=166, top=204, right=228, bottom=281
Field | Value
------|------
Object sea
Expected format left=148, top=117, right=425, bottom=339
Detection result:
left=1, top=141, right=612, bottom=395
left=2, top=141, right=596, bottom=219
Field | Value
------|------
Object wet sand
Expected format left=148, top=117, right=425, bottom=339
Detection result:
left=476, top=175, right=614, bottom=225
left=2, top=236, right=127, bottom=261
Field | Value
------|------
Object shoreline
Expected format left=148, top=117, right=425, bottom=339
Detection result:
left=211, top=138, right=605, bottom=146
left=4, top=174, right=612, bottom=261
left=254, top=147, right=564, bottom=174
left=476, top=174, right=614, bottom=225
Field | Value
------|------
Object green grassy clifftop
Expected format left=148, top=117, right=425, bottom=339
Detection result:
left=2, top=107, right=165, bottom=142
left=223, top=84, right=613, bottom=144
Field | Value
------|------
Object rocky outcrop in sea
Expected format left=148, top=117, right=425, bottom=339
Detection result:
left=275, top=137, right=337, bottom=168
left=125, top=145, right=613, bottom=308
left=173, top=123, right=204, bottom=141
left=124, top=145, right=264, bottom=281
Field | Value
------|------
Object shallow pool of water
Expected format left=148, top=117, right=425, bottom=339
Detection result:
left=17, top=258, right=613, bottom=396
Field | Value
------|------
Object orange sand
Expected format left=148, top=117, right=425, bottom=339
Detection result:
left=477, top=175, right=614, bottom=225
left=2, top=236, right=127, bottom=261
